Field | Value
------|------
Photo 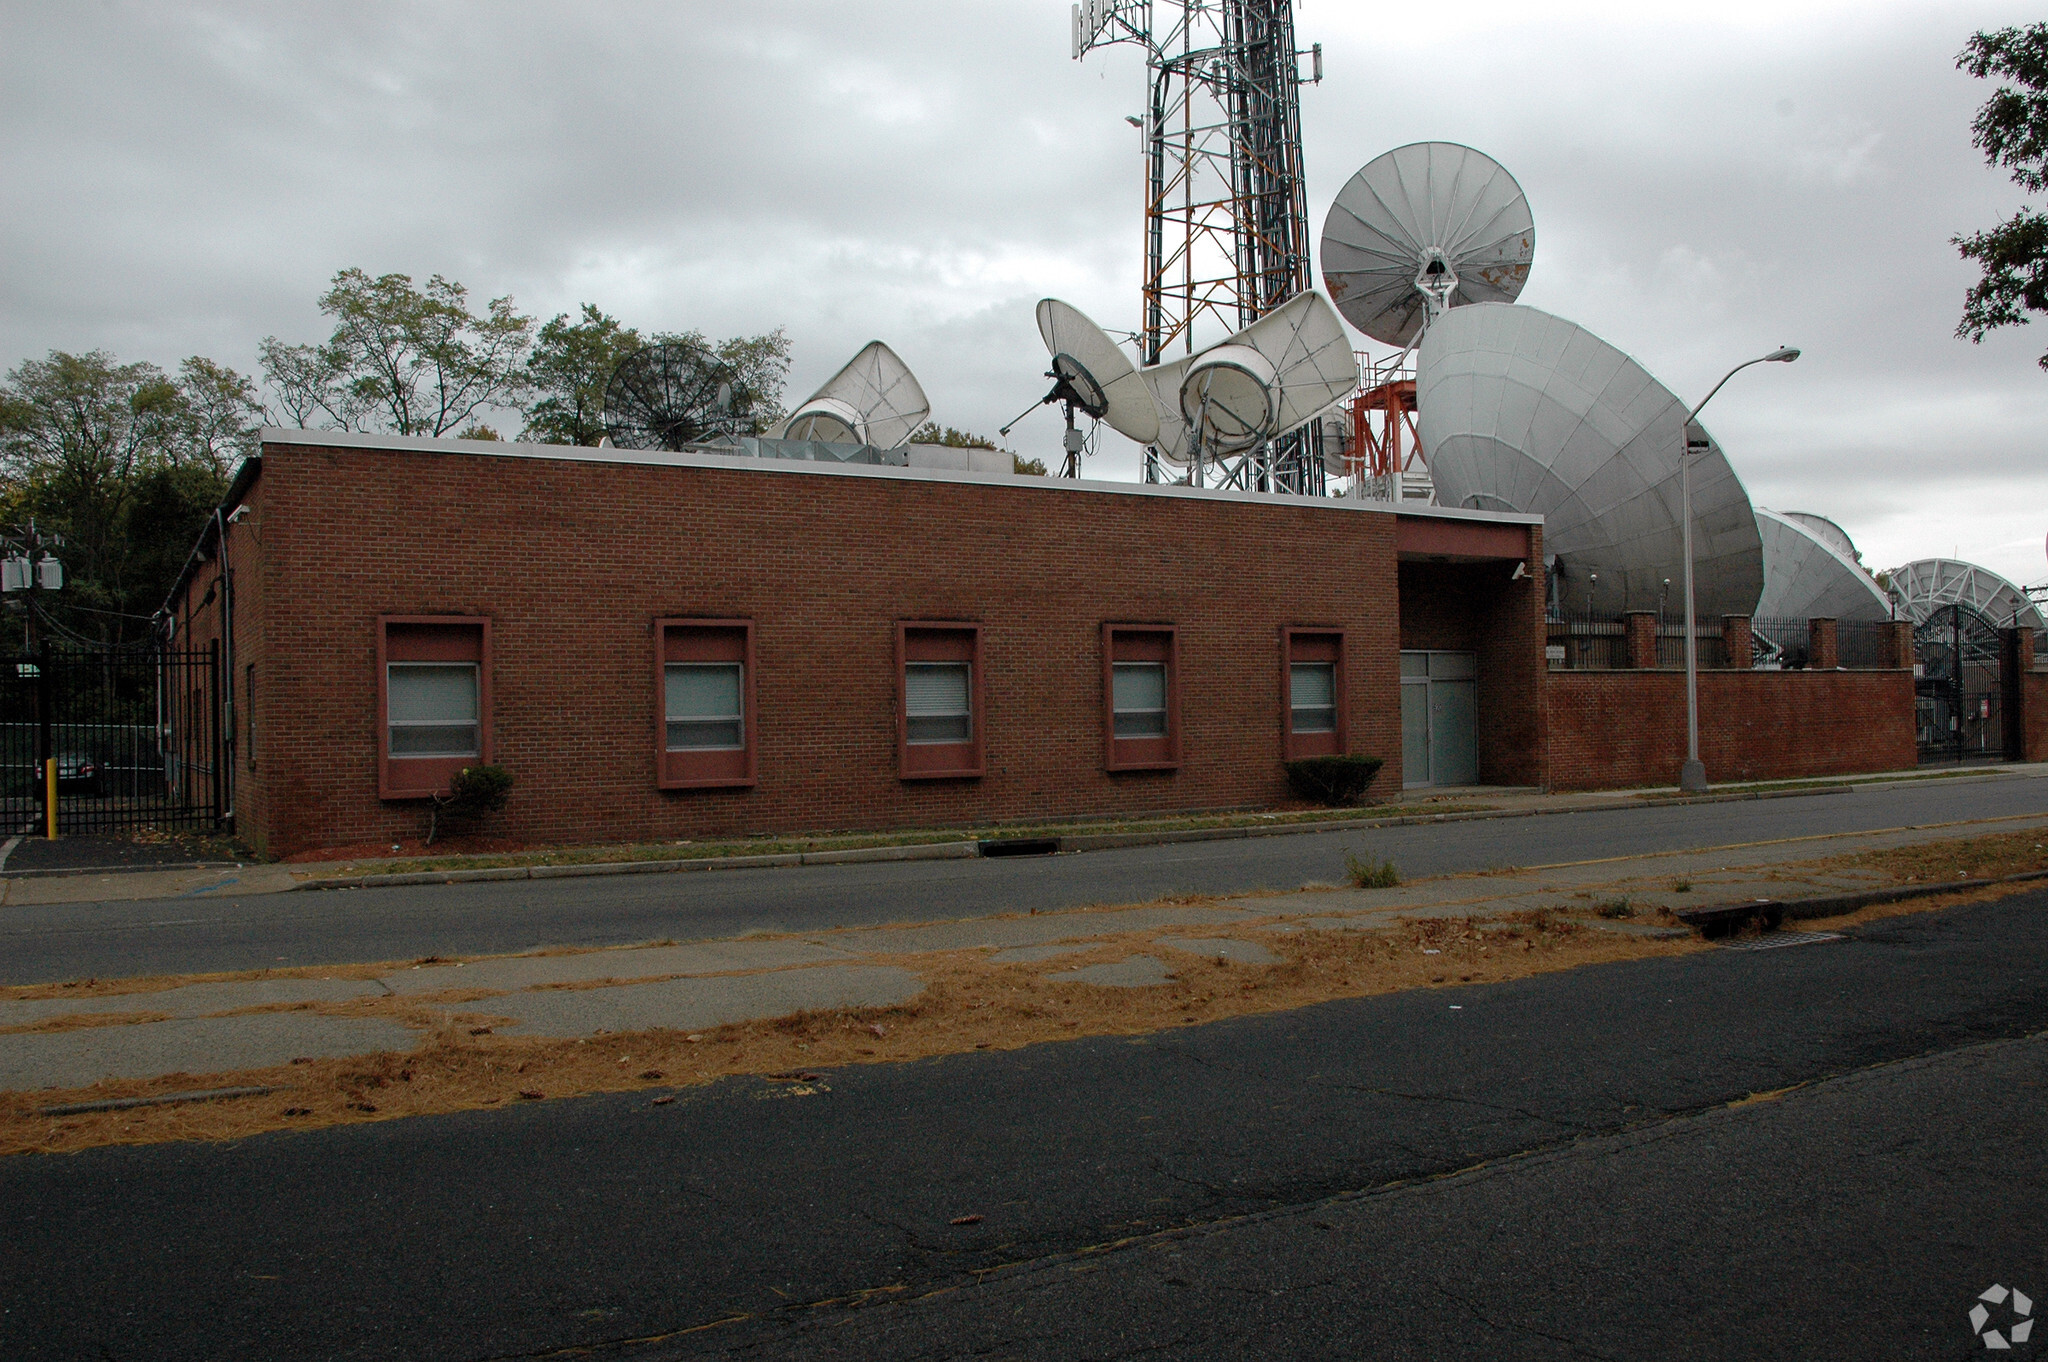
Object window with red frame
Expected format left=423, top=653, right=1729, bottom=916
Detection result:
left=1103, top=624, right=1179, bottom=770
left=898, top=623, right=983, bottom=779
left=657, top=619, right=756, bottom=789
left=379, top=617, right=489, bottom=799
left=1282, top=628, right=1347, bottom=759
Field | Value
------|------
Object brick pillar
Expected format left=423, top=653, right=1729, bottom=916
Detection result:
left=1721, top=615, right=1753, bottom=670
left=1881, top=620, right=1915, bottom=670
left=1624, top=611, right=1658, bottom=669
left=2004, top=627, right=2034, bottom=761
left=1808, top=618, right=1839, bottom=670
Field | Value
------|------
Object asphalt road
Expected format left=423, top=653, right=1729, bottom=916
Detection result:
left=3, top=772, right=2045, bottom=985
left=1, top=887, right=2043, bottom=1360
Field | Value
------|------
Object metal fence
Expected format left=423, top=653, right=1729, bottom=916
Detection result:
left=1837, top=621, right=1894, bottom=670
left=1747, top=617, right=1810, bottom=669
left=1546, top=614, right=1627, bottom=670
left=0, top=647, right=221, bottom=836
left=1653, top=623, right=1729, bottom=671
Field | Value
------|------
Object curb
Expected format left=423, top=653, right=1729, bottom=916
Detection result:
left=0, top=861, right=243, bottom=881
left=1777, top=867, right=2048, bottom=921
left=290, top=783, right=1870, bottom=892
left=1055, top=784, right=1855, bottom=853
left=293, top=839, right=980, bottom=891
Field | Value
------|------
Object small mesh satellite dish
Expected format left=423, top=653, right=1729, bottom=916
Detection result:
left=1034, top=300, right=1160, bottom=445
left=1142, top=291, right=1361, bottom=464
left=778, top=341, right=929, bottom=449
left=1320, top=142, right=1535, bottom=347
left=603, top=342, right=746, bottom=450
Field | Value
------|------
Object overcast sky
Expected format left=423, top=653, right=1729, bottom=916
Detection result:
left=3, top=0, right=2044, bottom=589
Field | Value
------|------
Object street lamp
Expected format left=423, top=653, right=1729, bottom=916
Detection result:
left=1678, top=346, right=1800, bottom=793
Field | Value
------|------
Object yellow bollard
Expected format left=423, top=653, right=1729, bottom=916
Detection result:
left=44, top=757, right=57, bottom=840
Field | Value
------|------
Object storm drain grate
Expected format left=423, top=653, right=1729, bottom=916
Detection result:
left=1720, top=930, right=1844, bottom=952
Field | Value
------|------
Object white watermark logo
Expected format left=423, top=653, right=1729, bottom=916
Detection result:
left=1970, top=1284, right=2034, bottom=1350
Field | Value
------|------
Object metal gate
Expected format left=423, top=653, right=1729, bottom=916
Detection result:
left=1915, top=605, right=2003, bottom=762
left=0, top=644, right=222, bottom=836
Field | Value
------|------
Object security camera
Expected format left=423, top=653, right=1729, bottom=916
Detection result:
left=226, top=505, right=250, bottom=523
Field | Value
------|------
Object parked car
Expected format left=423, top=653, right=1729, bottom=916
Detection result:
left=50, top=752, right=101, bottom=797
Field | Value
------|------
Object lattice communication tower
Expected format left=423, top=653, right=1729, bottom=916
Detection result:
left=1073, top=0, right=1325, bottom=492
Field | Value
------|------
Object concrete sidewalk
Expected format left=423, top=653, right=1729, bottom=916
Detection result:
left=2, top=763, right=2040, bottom=910
left=5, top=807, right=2044, bottom=1095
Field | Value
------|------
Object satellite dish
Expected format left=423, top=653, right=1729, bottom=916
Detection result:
left=603, top=342, right=746, bottom=450
left=1143, top=291, right=1361, bottom=465
left=1320, top=409, right=1359, bottom=478
left=1416, top=301, right=1765, bottom=618
left=1755, top=510, right=1890, bottom=623
left=1034, top=300, right=1160, bottom=445
left=1884, top=558, right=2045, bottom=628
left=1320, top=142, right=1535, bottom=347
left=778, top=341, right=930, bottom=449
left=1781, top=511, right=1861, bottom=563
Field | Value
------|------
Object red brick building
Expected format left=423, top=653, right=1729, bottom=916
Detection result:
left=167, top=431, right=1549, bottom=857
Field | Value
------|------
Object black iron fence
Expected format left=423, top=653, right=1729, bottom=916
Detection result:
left=1747, top=617, right=1810, bottom=669
left=1549, top=613, right=1899, bottom=672
left=1546, top=614, right=1626, bottom=670
left=0, top=647, right=222, bottom=836
left=1653, top=624, right=1729, bottom=671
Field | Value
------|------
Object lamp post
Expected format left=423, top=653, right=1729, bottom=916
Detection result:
left=1677, top=346, right=1800, bottom=792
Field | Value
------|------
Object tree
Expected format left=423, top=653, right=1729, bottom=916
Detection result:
left=911, top=423, right=998, bottom=449
left=260, top=268, right=535, bottom=436
left=1955, top=23, right=2048, bottom=368
left=522, top=305, right=644, bottom=446
left=667, top=326, right=791, bottom=436
left=167, top=356, right=266, bottom=479
left=522, top=309, right=792, bottom=444
left=0, top=350, right=243, bottom=641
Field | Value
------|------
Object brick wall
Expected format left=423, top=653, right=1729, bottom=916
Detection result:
left=1544, top=668, right=1917, bottom=790
left=196, top=440, right=1551, bottom=856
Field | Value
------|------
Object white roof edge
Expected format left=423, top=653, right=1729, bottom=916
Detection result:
left=254, top=427, right=1543, bottom=526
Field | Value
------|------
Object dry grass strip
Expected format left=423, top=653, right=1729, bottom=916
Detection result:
left=1, top=908, right=1696, bottom=1158
left=6, top=827, right=2045, bottom=1160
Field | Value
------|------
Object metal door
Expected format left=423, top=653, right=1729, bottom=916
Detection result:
left=1400, top=650, right=1478, bottom=787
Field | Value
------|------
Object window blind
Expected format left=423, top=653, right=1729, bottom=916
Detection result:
left=388, top=663, right=480, bottom=758
left=906, top=662, right=971, bottom=744
left=1112, top=662, right=1167, bottom=737
left=666, top=663, right=743, bottom=750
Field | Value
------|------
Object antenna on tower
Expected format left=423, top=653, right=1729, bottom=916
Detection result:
left=1074, top=0, right=1325, bottom=493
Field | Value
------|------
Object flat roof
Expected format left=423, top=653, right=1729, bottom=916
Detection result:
left=253, top=427, right=1543, bottom=528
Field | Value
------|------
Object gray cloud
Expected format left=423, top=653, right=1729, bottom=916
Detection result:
left=3, top=0, right=2043, bottom=585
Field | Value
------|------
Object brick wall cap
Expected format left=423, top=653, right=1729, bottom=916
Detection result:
left=255, top=427, right=1542, bottom=527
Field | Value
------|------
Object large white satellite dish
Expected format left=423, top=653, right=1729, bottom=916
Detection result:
left=1143, top=291, right=1361, bottom=466
left=1320, top=142, right=1535, bottom=347
left=1417, top=301, right=1765, bottom=619
left=1782, top=512, right=1861, bottom=563
left=778, top=341, right=930, bottom=450
left=1754, top=509, right=1890, bottom=623
left=1034, top=300, right=1160, bottom=445
left=1885, top=558, right=2045, bottom=628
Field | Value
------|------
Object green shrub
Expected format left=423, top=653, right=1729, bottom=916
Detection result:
left=426, top=763, right=515, bottom=845
left=1345, top=852, right=1400, bottom=888
left=1285, top=755, right=1384, bottom=806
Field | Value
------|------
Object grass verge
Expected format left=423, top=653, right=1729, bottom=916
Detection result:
left=305, top=802, right=1495, bottom=878
left=0, top=903, right=1685, bottom=1158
